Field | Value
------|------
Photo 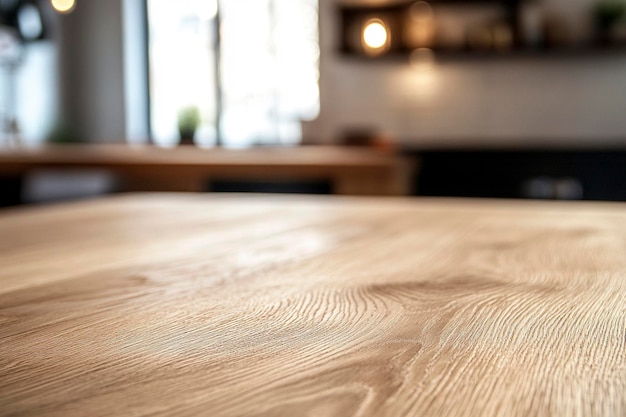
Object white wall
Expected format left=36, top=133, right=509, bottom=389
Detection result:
left=303, top=0, right=626, bottom=147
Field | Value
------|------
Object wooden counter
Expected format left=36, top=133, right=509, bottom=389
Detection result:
left=1, top=194, right=625, bottom=416
left=0, top=145, right=414, bottom=196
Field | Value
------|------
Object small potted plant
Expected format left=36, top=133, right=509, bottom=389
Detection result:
left=177, top=106, right=200, bottom=145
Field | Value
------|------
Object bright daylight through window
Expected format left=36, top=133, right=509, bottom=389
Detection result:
left=148, top=0, right=319, bottom=147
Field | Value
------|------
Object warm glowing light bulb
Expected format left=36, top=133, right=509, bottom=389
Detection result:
left=363, top=20, right=388, bottom=50
left=51, top=0, right=76, bottom=14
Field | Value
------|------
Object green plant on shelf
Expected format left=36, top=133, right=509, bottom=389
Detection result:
left=47, top=123, right=83, bottom=144
left=177, top=106, right=201, bottom=145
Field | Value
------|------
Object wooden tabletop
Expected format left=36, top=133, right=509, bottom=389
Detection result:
left=1, top=194, right=625, bottom=416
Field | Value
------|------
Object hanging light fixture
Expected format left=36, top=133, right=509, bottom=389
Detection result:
left=51, top=0, right=76, bottom=14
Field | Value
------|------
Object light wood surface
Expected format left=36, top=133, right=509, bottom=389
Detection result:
left=1, top=194, right=625, bottom=416
left=0, top=145, right=414, bottom=196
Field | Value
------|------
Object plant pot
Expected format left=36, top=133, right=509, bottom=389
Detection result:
left=178, top=130, right=196, bottom=146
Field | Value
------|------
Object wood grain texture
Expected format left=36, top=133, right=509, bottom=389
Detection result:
left=0, top=194, right=625, bottom=417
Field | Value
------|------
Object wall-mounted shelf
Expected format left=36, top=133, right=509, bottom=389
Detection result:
left=338, top=44, right=626, bottom=62
left=338, top=0, right=626, bottom=61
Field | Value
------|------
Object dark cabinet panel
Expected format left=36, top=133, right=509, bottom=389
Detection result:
left=0, top=177, right=23, bottom=208
left=410, top=150, right=626, bottom=201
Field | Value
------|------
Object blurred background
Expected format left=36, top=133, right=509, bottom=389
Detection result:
left=1, top=0, right=625, bottom=205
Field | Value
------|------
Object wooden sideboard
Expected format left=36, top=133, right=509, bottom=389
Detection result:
left=0, top=145, right=415, bottom=197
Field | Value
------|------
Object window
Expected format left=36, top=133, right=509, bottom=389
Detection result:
left=148, top=0, right=219, bottom=147
left=147, top=0, right=319, bottom=147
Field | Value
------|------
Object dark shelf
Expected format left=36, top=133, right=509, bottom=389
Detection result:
left=338, top=0, right=626, bottom=62
left=338, top=44, right=626, bottom=62
left=339, top=0, right=519, bottom=12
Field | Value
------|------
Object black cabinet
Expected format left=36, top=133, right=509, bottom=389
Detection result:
left=0, top=177, right=23, bottom=208
left=408, top=149, right=626, bottom=201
